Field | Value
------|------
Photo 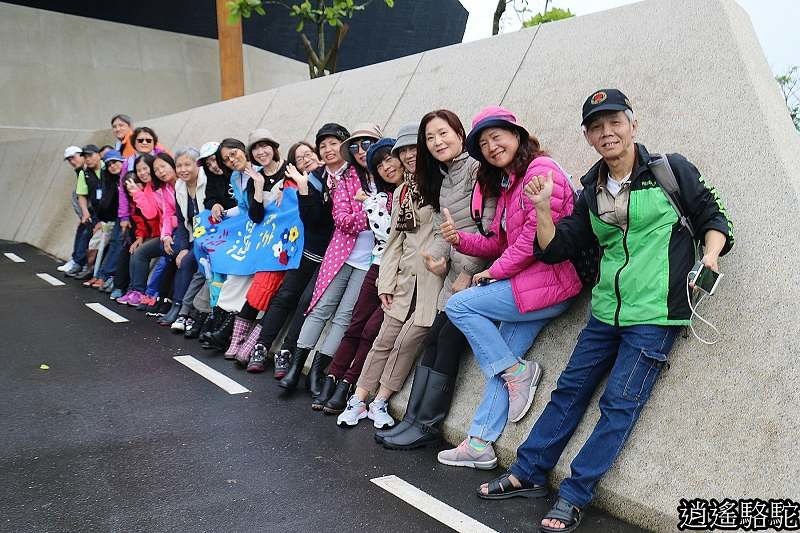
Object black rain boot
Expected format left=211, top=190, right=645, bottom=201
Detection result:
left=312, top=375, right=337, bottom=411
left=306, top=352, right=332, bottom=397
left=375, top=365, right=431, bottom=444
left=279, top=347, right=311, bottom=390
left=382, top=369, right=454, bottom=450
left=323, top=379, right=352, bottom=415
left=185, top=311, right=209, bottom=339
left=207, top=312, right=237, bottom=352
left=199, top=308, right=226, bottom=344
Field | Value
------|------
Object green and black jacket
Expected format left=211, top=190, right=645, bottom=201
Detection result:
left=535, top=143, right=734, bottom=327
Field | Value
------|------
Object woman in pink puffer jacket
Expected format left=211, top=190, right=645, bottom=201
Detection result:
left=437, top=106, right=582, bottom=470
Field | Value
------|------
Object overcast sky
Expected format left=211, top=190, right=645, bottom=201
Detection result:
left=459, top=0, right=798, bottom=74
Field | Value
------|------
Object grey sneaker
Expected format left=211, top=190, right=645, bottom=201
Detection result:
left=337, top=396, right=368, bottom=428
left=503, top=361, right=542, bottom=423
left=437, top=438, right=498, bottom=470
left=64, top=263, right=82, bottom=277
left=367, top=399, right=395, bottom=429
left=273, top=349, right=291, bottom=380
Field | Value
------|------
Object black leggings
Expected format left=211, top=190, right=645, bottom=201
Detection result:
left=418, top=311, right=469, bottom=377
left=256, top=255, right=320, bottom=350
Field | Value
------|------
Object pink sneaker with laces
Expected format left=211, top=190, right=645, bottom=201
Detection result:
left=437, top=438, right=497, bottom=469
left=124, top=291, right=144, bottom=306
left=503, top=361, right=542, bottom=423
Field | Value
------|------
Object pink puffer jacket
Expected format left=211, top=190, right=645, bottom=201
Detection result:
left=131, top=181, right=177, bottom=241
left=456, top=156, right=582, bottom=313
left=307, top=165, right=368, bottom=313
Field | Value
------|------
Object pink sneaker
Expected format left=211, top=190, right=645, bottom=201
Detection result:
left=116, top=291, right=135, bottom=305
left=124, top=291, right=144, bottom=306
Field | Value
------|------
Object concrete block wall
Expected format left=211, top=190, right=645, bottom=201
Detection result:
left=2, top=0, right=799, bottom=530
left=0, top=2, right=308, bottom=130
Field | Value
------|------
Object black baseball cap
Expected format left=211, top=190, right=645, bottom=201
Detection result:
left=581, top=89, right=633, bottom=126
left=315, top=123, right=350, bottom=149
left=81, top=144, right=101, bottom=155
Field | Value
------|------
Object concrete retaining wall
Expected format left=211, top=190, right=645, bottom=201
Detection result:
left=2, top=0, right=799, bottom=530
left=0, top=2, right=308, bottom=130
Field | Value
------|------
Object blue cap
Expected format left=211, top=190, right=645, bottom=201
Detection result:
left=366, top=137, right=397, bottom=177
left=102, top=149, right=125, bottom=162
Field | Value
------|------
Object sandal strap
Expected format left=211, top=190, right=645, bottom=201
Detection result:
left=487, top=473, right=515, bottom=494
left=544, top=497, right=581, bottom=524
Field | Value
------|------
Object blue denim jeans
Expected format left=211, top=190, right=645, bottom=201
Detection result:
left=129, top=237, right=162, bottom=293
left=171, top=252, right=197, bottom=303
left=509, top=315, right=680, bottom=508
left=97, top=223, right=124, bottom=280
left=71, top=221, right=93, bottom=266
left=445, top=280, right=573, bottom=442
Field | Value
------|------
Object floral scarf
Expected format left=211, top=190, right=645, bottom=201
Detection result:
left=395, top=170, right=421, bottom=233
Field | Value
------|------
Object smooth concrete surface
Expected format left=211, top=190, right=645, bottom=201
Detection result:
left=0, top=2, right=307, bottom=130
left=2, top=0, right=799, bottom=530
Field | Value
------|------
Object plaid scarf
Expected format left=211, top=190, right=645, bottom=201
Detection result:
left=395, top=171, right=421, bottom=233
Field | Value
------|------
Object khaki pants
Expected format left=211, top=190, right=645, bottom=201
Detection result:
left=356, top=312, right=429, bottom=394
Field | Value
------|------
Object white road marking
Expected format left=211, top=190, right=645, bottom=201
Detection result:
left=371, top=475, right=499, bottom=533
left=36, top=273, right=66, bottom=286
left=85, top=302, right=129, bottom=323
left=173, top=355, right=250, bottom=395
left=4, top=252, right=25, bottom=262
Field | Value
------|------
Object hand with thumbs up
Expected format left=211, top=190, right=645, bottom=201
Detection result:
left=440, top=207, right=459, bottom=246
left=524, top=170, right=554, bottom=209
left=421, top=251, right=447, bottom=276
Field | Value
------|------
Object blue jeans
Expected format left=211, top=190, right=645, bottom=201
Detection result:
left=145, top=256, right=169, bottom=297
left=129, top=237, right=162, bottom=293
left=445, top=280, right=573, bottom=442
left=97, top=223, right=124, bottom=280
left=509, top=315, right=680, bottom=508
left=71, top=222, right=93, bottom=266
left=171, top=252, right=197, bottom=303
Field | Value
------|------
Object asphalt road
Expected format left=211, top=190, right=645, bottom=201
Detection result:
left=0, top=241, right=649, bottom=533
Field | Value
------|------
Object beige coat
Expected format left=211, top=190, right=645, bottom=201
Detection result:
left=427, top=153, right=497, bottom=310
left=377, top=182, right=442, bottom=327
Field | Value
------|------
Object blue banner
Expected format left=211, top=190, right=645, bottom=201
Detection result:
left=193, top=188, right=304, bottom=276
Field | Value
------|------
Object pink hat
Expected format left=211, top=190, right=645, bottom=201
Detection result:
left=466, top=105, right=530, bottom=163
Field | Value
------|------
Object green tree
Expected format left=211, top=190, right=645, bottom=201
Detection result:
left=776, top=65, right=799, bottom=131
left=522, top=5, right=574, bottom=27
left=228, top=0, right=395, bottom=78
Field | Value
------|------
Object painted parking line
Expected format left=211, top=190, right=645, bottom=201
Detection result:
left=85, top=302, right=129, bottom=323
left=3, top=252, right=25, bottom=263
left=35, top=273, right=66, bottom=286
left=371, top=475, right=498, bottom=533
left=173, top=355, right=250, bottom=395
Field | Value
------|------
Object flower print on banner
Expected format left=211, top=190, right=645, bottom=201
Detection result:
left=193, top=188, right=305, bottom=275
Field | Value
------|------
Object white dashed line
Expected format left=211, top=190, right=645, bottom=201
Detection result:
left=36, top=273, right=66, bottom=286
left=85, top=302, right=129, bottom=323
left=371, top=475, right=499, bottom=533
left=3, top=252, right=25, bottom=263
left=173, top=355, right=251, bottom=395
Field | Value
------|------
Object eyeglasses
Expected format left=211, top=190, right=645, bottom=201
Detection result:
left=296, top=153, right=316, bottom=163
left=348, top=139, right=373, bottom=155
left=136, top=138, right=154, bottom=144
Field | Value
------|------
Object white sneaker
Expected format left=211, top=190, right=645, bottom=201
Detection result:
left=57, top=260, right=76, bottom=272
left=368, top=399, right=395, bottom=429
left=171, top=316, right=187, bottom=332
left=337, top=396, right=367, bottom=428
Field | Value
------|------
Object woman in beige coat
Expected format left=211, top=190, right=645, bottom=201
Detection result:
left=335, top=123, right=445, bottom=429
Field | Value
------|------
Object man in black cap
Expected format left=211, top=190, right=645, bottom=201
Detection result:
left=67, top=144, right=104, bottom=279
left=476, top=90, right=734, bottom=532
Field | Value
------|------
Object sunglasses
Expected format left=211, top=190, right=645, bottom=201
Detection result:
left=136, top=138, right=154, bottom=144
left=348, top=139, right=373, bottom=155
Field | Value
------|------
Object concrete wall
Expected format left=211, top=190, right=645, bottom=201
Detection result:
left=2, top=0, right=799, bottom=530
left=0, top=2, right=308, bottom=130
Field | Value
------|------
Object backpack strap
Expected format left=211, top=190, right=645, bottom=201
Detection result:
left=470, top=180, right=495, bottom=237
left=647, top=153, right=695, bottom=238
